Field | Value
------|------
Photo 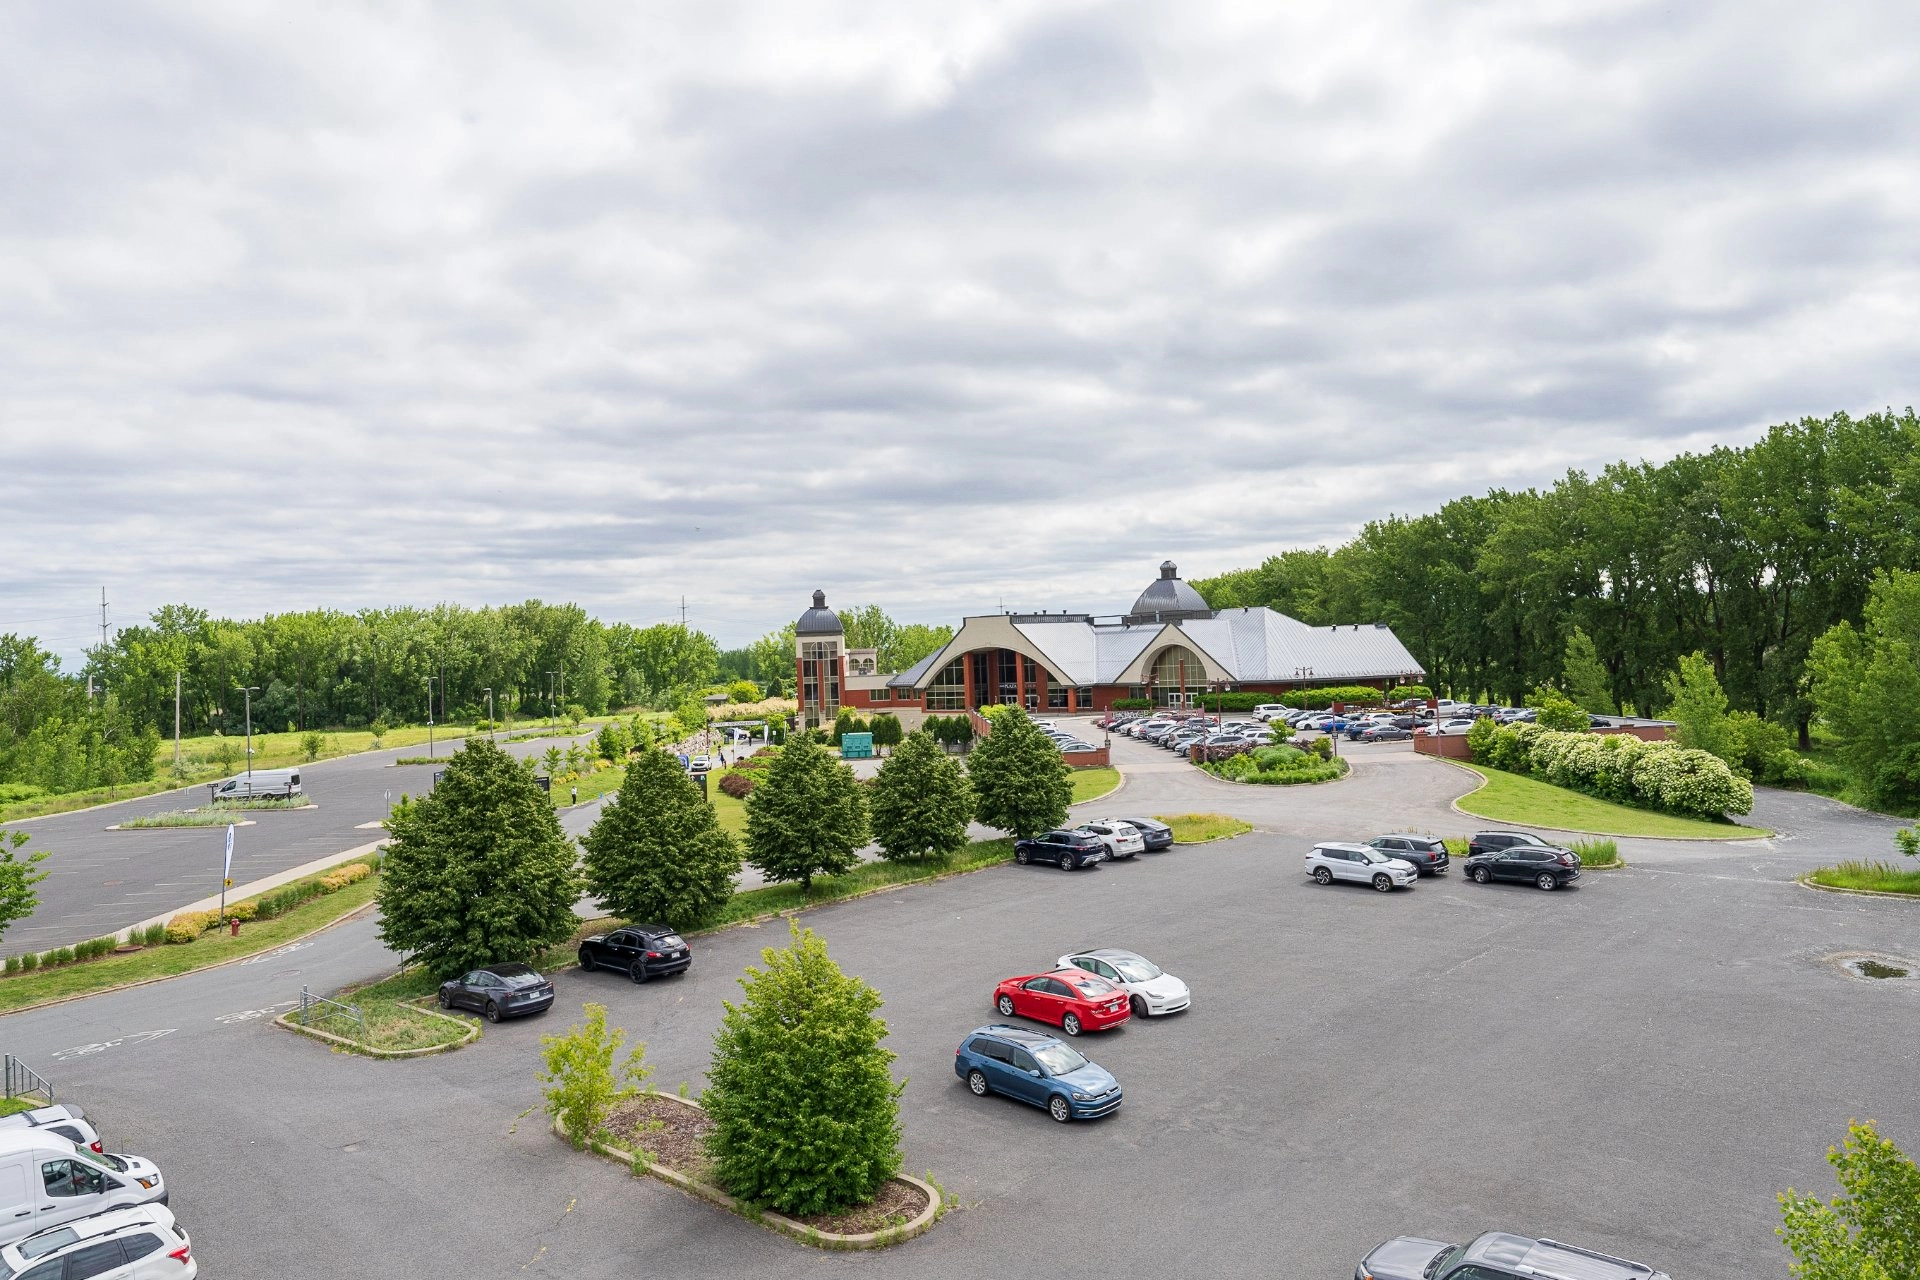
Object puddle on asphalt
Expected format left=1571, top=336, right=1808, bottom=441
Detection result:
left=1850, top=959, right=1911, bottom=980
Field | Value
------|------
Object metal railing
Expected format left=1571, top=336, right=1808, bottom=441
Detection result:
left=4, top=1055, right=53, bottom=1107
left=296, top=985, right=367, bottom=1042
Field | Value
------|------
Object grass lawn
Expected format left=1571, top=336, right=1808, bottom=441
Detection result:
left=1806, top=860, right=1920, bottom=895
left=1153, top=813, right=1254, bottom=843
left=1070, top=766, right=1121, bottom=804
left=0, top=1098, right=39, bottom=1118
left=553, top=764, right=625, bottom=809
left=283, top=995, right=475, bottom=1053
left=0, top=863, right=383, bottom=1015
left=1451, top=762, right=1769, bottom=839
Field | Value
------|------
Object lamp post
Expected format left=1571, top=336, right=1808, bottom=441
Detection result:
left=483, top=688, right=494, bottom=742
left=237, top=686, right=259, bottom=777
left=546, top=671, right=558, bottom=733
left=425, top=677, right=436, bottom=759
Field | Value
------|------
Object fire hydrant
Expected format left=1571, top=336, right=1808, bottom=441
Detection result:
left=229, top=917, right=240, bottom=938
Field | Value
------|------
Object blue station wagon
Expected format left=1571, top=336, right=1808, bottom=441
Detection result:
left=955, top=1024, right=1123, bottom=1123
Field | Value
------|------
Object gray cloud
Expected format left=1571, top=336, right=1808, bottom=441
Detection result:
left=1, top=0, right=1917, bottom=661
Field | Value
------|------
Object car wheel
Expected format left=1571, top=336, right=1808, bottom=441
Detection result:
left=997, top=994, right=1015, bottom=1016
left=1372, top=873, right=1393, bottom=892
left=1062, top=1013, right=1082, bottom=1036
left=1313, top=867, right=1333, bottom=885
left=1057, top=854, right=1072, bottom=871
left=1536, top=872, right=1558, bottom=891
left=484, top=1001, right=501, bottom=1023
left=438, top=988, right=452, bottom=1009
left=630, top=962, right=650, bottom=984
left=1015, top=847, right=1028, bottom=865
left=1130, top=995, right=1147, bottom=1019
left=1472, top=866, right=1492, bottom=884
left=1049, top=1095, right=1072, bottom=1123
left=578, top=949, right=596, bottom=972
left=968, top=1069, right=989, bottom=1097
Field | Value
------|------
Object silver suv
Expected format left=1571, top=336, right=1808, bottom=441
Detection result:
left=1358, top=1231, right=1671, bottom=1280
left=1304, top=842, right=1417, bottom=892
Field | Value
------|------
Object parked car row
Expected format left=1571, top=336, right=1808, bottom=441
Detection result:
left=1031, top=721, right=1103, bottom=756
left=1012, top=817, right=1173, bottom=869
left=1307, top=830, right=1582, bottom=892
left=0, top=1113, right=192, bottom=1277
left=957, top=946, right=1192, bottom=1122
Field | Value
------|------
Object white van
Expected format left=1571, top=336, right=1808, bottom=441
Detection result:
left=0, top=1132, right=166, bottom=1246
left=206, top=768, right=301, bottom=802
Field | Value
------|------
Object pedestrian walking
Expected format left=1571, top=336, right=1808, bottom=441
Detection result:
left=570, top=785, right=578, bottom=805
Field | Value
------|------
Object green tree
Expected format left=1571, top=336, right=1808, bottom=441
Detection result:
left=868, top=712, right=903, bottom=753
left=743, top=735, right=869, bottom=894
left=300, top=731, right=325, bottom=763
left=1664, top=652, right=1738, bottom=763
left=967, top=706, right=1073, bottom=837
left=1810, top=570, right=1920, bottom=806
left=540, top=1002, right=651, bottom=1150
left=0, top=829, right=50, bottom=945
left=1562, top=627, right=1615, bottom=714
left=869, top=730, right=974, bottom=863
left=541, top=745, right=563, bottom=777
left=703, top=922, right=903, bottom=1215
left=582, top=748, right=740, bottom=930
left=593, top=720, right=629, bottom=763
left=725, top=679, right=760, bottom=705
left=1777, top=1120, right=1920, bottom=1280
left=674, top=696, right=709, bottom=740
left=376, top=739, right=582, bottom=980
left=1525, top=685, right=1590, bottom=733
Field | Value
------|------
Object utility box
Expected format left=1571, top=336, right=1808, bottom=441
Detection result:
left=839, top=732, right=874, bottom=759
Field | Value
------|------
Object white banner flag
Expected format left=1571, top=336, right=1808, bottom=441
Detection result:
left=223, top=824, right=235, bottom=884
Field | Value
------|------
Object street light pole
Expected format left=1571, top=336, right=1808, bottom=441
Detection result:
left=546, top=671, right=558, bottom=732
left=483, top=688, right=494, bottom=742
left=238, top=686, right=259, bottom=777
left=425, top=677, right=436, bottom=759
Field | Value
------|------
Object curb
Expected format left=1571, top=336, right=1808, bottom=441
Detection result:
left=274, top=1001, right=480, bottom=1058
left=0, top=898, right=380, bottom=1022
left=131, top=839, right=391, bottom=934
left=554, top=1101, right=942, bottom=1249
left=1434, top=759, right=1772, bottom=843
left=1068, top=767, right=1126, bottom=808
left=1796, top=877, right=1920, bottom=903
left=106, top=819, right=256, bottom=832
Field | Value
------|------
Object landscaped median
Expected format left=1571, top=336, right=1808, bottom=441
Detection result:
left=557, top=1095, right=942, bottom=1249
left=1801, top=860, right=1920, bottom=898
left=1448, top=761, right=1770, bottom=840
left=1153, top=813, right=1253, bottom=843
left=274, top=994, right=478, bottom=1057
left=0, top=854, right=386, bottom=1015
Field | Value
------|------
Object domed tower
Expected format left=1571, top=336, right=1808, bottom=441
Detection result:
left=795, top=589, right=845, bottom=729
left=1124, top=561, right=1214, bottom=625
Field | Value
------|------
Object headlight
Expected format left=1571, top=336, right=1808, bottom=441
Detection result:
left=136, top=1175, right=160, bottom=1190
left=1071, top=1091, right=1092, bottom=1101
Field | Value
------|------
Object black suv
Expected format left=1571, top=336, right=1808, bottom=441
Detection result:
left=578, top=924, right=693, bottom=983
left=1367, top=833, right=1450, bottom=875
left=1014, top=829, right=1105, bottom=870
left=1359, top=1230, right=1670, bottom=1280
left=1463, top=831, right=1581, bottom=890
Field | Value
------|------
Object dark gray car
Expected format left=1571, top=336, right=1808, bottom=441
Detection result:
left=438, top=963, right=555, bottom=1021
left=1358, top=1230, right=1670, bottom=1280
left=1115, top=817, right=1174, bottom=851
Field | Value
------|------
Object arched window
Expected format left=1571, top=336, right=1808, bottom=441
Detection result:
left=1150, top=645, right=1207, bottom=705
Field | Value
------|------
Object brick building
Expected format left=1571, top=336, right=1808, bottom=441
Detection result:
left=793, top=562, right=1425, bottom=731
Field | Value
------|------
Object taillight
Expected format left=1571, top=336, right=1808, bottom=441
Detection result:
left=646, top=951, right=661, bottom=958
left=89, top=1140, right=102, bottom=1154
left=168, top=1243, right=191, bottom=1263
left=1560, top=854, right=1575, bottom=865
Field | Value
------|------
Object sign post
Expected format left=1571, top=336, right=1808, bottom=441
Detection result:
left=220, top=823, right=235, bottom=923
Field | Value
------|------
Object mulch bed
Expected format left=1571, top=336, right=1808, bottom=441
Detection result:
left=605, top=1094, right=930, bottom=1235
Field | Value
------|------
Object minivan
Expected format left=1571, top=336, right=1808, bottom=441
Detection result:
left=0, top=1132, right=166, bottom=1246
left=206, top=768, right=301, bottom=802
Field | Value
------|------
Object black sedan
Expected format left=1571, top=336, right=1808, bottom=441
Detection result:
left=577, top=925, right=693, bottom=983
left=1115, top=817, right=1174, bottom=851
left=438, top=963, right=555, bottom=1021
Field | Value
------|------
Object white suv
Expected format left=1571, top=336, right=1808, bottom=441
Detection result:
left=2, top=1203, right=194, bottom=1278
left=1305, top=842, right=1417, bottom=892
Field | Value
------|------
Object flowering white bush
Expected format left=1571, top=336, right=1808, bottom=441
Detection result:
left=1471, top=724, right=1752, bottom=818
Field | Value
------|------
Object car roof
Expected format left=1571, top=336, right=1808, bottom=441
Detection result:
left=5, top=1203, right=176, bottom=1262
left=1313, top=841, right=1373, bottom=854
left=484, top=962, right=540, bottom=977
left=1069, top=948, right=1145, bottom=963
left=1373, top=832, right=1441, bottom=842
left=967, top=1023, right=1063, bottom=1048
left=1463, top=1232, right=1659, bottom=1280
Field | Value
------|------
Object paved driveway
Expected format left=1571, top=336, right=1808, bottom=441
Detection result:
left=5, top=737, right=1918, bottom=1278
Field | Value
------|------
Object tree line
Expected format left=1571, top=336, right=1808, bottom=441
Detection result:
left=1192, top=409, right=1920, bottom=749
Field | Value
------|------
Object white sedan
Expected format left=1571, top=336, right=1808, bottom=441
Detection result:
left=1305, top=842, right=1418, bottom=892
left=1057, top=948, right=1191, bottom=1017
left=1075, top=821, right=1145, bottom=860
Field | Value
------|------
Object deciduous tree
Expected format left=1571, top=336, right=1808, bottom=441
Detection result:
left=1777, top=1120, right=1920, bottom=1280
left=870, top=730, right=974, bottom=862
left=967, top=707, right=1072, bottom=838
left=582, top=748, right=739, bottom=928
left=743, top=735, right=868, bottom=894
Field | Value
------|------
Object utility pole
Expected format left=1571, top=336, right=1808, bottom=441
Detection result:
left=238, top=686, right=259, bottom=777
left=483, top=688, right=494, bottom=742
left=680, top=596, right=688, bottom=628
left=426, top=677, right=436, bottom=759
left=174, top=671, right=182, bottom=774
left=546, top=671, right=557, bottom=732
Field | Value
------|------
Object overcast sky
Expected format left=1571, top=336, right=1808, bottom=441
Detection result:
left=3, top=1, right=1917, bottom=664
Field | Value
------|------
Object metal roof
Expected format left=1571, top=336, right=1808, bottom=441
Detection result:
left=1124, top=561, right=1212, bottom=624
left=796, top=589, right=843, bottom=636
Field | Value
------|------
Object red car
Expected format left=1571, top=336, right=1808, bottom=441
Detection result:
left=993, top=968, right=1131, bottom=1036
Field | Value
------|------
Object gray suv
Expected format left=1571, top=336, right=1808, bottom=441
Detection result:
left=1358, top=1231, right=1671, bottom=1280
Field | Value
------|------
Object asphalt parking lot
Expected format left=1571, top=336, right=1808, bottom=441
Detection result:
left=22, top=735, right=1920, bottom=1279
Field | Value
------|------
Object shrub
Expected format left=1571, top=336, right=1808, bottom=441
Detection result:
left=18, top=952, right=36, bottom=971
left=1194, top=692, right=1271, bottom=711
left=2, top=955, right=14, bottom=974
left=46, top=948, right=72, bottom=967
left=165, top=911, right=218, bottom=943
left=1465, top=716, right=1496, bottom=761
left=1281, top=685, right=1386, bottom=709
left=301, top=731, right=326, bottom=763
left=703, top=922, right=903, bottom=1216
left=1568, top=838, right=1620, bottom=867
left=1387, top=685, right=1433, bottom=701
left=1110, top=697, right=1153, bottom=710
left=141, top=923, right=165, bottom=947
left=726, top=679, right=762, bottom=705
left=224, top=900, right=257, bottom=923
left=868, top=712, right=904, bottom=751
left=541, top=1002, right=651, bottom=1150
left=1478, top=725, right=1752, bottom=818
left=717, top=772, right=755, bottom=799
left=1526, top=685, right=1590, bottom=732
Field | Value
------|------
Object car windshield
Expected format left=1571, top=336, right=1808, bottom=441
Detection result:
left=1357, top=849, right=1391, bottom=864
left=1032, top=1044, right=1088, bottom=1075
left=1111, top=956, right=1161, bottom=982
